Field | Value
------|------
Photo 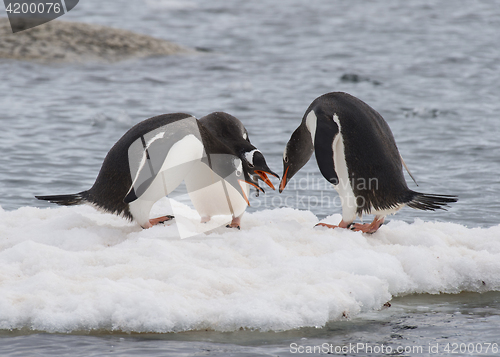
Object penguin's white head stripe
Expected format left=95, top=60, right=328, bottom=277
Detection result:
left=244, top=149, right=260, bottom=166
left=305, top=110, right=317, bottom=145
left=243, top=132, right=248, bottom=140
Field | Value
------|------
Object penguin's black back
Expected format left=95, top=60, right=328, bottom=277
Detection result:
left=312, top=92, right=427, bottom=214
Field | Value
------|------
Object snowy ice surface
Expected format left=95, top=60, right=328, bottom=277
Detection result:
left=0, top=199, right=499, bottom=333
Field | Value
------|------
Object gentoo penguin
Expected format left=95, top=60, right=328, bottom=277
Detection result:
left=36, top=113, right=276, bottom=229
left=192, top=112, right=279, bottom=228
left=279, top=92, right=457, bottom=233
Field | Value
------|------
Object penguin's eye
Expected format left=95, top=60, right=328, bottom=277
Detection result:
left=236, top=170, right=242, bottom=176
left=248, top=163, right=254, bottom=168
left=284, top=156, right=289, bottom=163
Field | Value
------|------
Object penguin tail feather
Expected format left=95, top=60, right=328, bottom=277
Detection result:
left=406, top=192, right=458, bottom=211
left=35, top=193, right=85, bottom=206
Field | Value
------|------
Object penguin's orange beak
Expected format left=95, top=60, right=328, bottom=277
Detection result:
left=244, top=179, right=264, bottom=193
left=237, top=180, right=252, bottom=206
left=279, top=166, right=289, bottom=193
left=238, top=179, right=266, bottom=206
left=255, top=170, right=279, bottom=190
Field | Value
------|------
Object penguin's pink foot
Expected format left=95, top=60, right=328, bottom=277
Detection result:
left=351, top=217, right=385, bottom=234
left=148, top=215, right=174, bottom=227
left=315, top=220, right=351, bottom=230
left=200, top=216, right=211, bottom=223
left=315, top=223, right=340, bottom=229
left=226, top=216, right=241, bottom=230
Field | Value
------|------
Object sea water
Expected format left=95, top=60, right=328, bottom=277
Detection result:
left=1, top=0, right=500, bottom=356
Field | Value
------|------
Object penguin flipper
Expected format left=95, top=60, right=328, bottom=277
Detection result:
left=123, top=175, right=157, bottom=204
left=400, top=154, right=418, bottom=186
left=35, top=193, right=84, bottom=206
left=314, top=117, right=340, bottom=185
left=123, top=189, right=138, bottom=204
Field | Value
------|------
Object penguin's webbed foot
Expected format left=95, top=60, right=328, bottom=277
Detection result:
left=315, top=218, right=384, bottom=234
left=350, top=217, right=385, bottom=234
left=315, top=223, right=341, bottom=229
left=226, top=216, right=241, bottom=230
left=350, top=223, right=375, bottom=233
left=149, top=215, right=174, bottom=226
left=315, top=220, right=352, bottom=230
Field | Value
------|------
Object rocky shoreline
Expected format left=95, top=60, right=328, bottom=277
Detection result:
left=0, top=18, right=190, bottom=63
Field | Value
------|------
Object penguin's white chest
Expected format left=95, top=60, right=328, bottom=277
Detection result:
left=184, top=158, right=249, bottom=219
left=331, top=115, right=358, bottom=222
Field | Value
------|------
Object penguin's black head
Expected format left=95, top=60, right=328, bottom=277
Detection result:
left=213, top=155, right=260, bottom=205
left=279, top=123, right=314, bottom=193
left=241, top=149, right=280, bottom=191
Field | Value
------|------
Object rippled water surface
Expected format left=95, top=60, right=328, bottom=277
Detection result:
left=1, top=0, right=500, bottom=355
